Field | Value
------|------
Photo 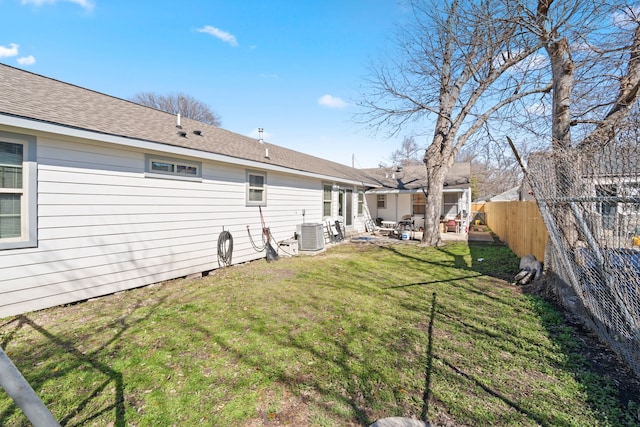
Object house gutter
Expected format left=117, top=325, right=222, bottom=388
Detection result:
left=365, top=188, right=466, bottom=194
left=0, top=114, right=375, bottom=188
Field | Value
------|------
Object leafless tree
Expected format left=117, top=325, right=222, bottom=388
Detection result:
left=359, top=0, right=549, bottom=245
left=457, top=147, right=521, bottom=201
left=131, top=92, right=222, bottom=127
left=360, top=0, right=639, bottom=246
left=390, top=136, right=424, bottom=166
left=525, top=0, right=640, bottom=151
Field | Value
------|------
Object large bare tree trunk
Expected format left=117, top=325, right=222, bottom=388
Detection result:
left=546, top=38, right=574, bottom=150
left=421, top=167, right=448, bottom=246
left=421, top=131, right=453, bottom=246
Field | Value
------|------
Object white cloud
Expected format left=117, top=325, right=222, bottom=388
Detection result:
left=196, top=25, right=238, bottom=47
left=514, top=53, right=548, bottom=72
left=17, top=55, right=36, bottom=65
left=0, top=43, right=19, bottom=58
left=21, top=0, right=94, bottom=11
left=612, top=6, right=640, bottom=28
left=318, top=94, right=347, bottom=108
left=526, top=102, right=548, bottom=117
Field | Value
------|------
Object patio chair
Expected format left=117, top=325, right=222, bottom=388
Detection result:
left=446, top=219, right=457, bottom=233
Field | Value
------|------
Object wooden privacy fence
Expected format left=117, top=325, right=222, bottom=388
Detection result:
left=472, top=201, right=549, bottom=262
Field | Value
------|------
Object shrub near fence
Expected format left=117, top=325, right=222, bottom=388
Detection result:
left=476, top=200, right=549, bottom=262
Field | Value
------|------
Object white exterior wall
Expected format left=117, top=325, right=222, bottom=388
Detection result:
left=367, top=193, right=399, bottom=223
left=397, top=193, right=413, bottom=220
left=0, top=130, right=366, bottom=318
left=364, top=193, right=411, bottom=223
left=365, top=189, right=472, bottom=226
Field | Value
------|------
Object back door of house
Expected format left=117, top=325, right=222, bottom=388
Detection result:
left=339, top=189, right=353, bottom=227
left=345, top=189, right=353, bottom=227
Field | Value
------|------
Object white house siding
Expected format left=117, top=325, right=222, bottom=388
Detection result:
left=365, top=193, right=411, bottom=223
left=0, top=131, right=361, bottom=318
left=368, top=193, right=397, bottom=223
left=365, top=189, right=472, bottom=227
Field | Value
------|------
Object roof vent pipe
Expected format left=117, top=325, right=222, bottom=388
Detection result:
left=176, top=113, right=181, bottom=128
left=265, top=147, right=269, bottom=158
left=258, top=128, right=264, bottom=143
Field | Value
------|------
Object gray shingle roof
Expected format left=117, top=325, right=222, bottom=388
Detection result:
left=0, top=63, right=367, bottom=183
left=360, top=163, right=471, bottom=191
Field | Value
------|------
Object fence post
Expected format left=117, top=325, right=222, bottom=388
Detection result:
left=0, top=346, right=60, bottom=426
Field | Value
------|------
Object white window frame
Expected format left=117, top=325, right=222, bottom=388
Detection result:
left=442, top=192, right=459, bottom=218
left=377, top=194, right=386, bottom=209
left=0, top=131, right=37, bottom=250
left=144, top=154, right=202, bottom=181
left=246, top=170, right=267, bottom=206
left=323, top=184, right=333, bottom=218
left=357, top=190, right=364, bottom=216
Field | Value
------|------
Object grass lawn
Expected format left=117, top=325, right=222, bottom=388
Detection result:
left=1, top=241, right=639, bottom=426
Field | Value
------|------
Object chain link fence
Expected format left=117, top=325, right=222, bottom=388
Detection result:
left=527, top=143, right=640, bottom=378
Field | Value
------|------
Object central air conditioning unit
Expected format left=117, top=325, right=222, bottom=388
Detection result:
left=299, top=223, right=325, bottom=251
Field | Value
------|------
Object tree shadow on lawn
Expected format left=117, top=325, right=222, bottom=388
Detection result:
left=386, top=257, right=556, bottom=424
left=0, top=295, right=167, bottom=427
left=372, top=241, right=639, bottom=425
left=468, top=241, right=640, bottom=425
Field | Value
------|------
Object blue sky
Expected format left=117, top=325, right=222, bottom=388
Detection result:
left=1, top=0, right=413, bottom=168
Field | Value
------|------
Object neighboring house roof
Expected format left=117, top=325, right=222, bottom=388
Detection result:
left=489, top=186, right=520, bottom=201
left=591, top=144, right=640, bottom=178
left=0, top=64, right=369, bottom=184
left=361, top=163, right=471, bottom=193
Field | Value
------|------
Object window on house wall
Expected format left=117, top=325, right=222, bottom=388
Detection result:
left=323, top=184, right=332, bottom=217
left=247, top=171, right=267, bottom=206
left=377, top=194, right=386, bottom=208
left=620, top=183, right=640, bottom=214
left=412, top=193, right=426, bottom=215
left=145, top=154, right=202, bottom=181
left=596, top=184, right=616, bottom=229
left=357, top=190, right=364, bottom=215
left=0, top=132, right=37, bottom=250
left=443, top=192, right=459, bottom=217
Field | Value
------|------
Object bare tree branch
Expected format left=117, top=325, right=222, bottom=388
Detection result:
left=131, top=92, right=222, bottom=127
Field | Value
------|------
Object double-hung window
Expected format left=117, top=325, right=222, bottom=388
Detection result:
left=0, top=132, right=37, bottom=250
left=246, top=171, right=266, bottom=206
left=323, top=184, right=332, bottom=217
